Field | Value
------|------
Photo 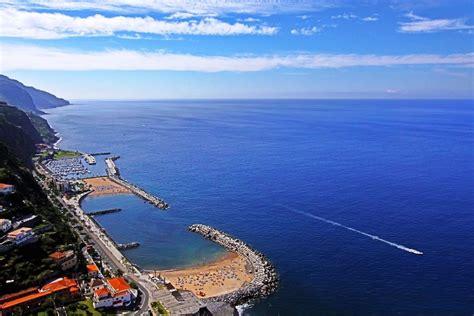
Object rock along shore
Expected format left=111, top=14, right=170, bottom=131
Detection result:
left=188, top=224, right=279, bottom=306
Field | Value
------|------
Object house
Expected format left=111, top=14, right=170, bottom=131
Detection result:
left=93, top=277, right=134, bottom=309
left=0, top=184, right=14, bottom=195
left=49, top=250, right=78, bottom=271
left=89, top=278, right=105, bottom=293
left=0, top=219, right=12, bottom=233
left=55, top=179, right=71, bottom=193
left=7, top=227, right=37, bottom=246
left=86, top=263, right=100, bottom=278
left=0, top=277, right=79, bottom=314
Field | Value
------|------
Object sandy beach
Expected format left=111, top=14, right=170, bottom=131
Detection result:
left=151, top=252, right=254, bottom=298
left=83, top=176, right=131, bottom=196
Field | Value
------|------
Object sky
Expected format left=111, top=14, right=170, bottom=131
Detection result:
left=0, top=0, right=472, bottom=99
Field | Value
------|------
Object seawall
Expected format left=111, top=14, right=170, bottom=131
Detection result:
left=188, top=224, right=278, bottom=306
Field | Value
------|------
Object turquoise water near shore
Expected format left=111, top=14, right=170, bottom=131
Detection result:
left=47, top=100, right=474, bottom=315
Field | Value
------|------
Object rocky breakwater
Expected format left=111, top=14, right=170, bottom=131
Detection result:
left=188, top=224, right=278, bottom=306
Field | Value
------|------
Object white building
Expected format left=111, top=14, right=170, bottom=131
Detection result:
left=7, top=227, right=36, bottom=245
left=49, top=250, right=78, bottom=271
left=93, top=277, right=133, bottom=309
left=0, top=183, right=14, bottom=195
left=0, top=218, right=12, bottom=233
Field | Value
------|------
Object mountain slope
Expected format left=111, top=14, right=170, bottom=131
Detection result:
left=0, top=79, right=37, bottom=113
left=0, top=75, right=69, bottom=113
left=0, top=103, right=40, bottom=164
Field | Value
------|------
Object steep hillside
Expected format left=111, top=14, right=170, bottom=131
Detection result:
left=0, top=79, right=37, bottom=113
left=27, top=113, right=59, bottom=145
left=24, top=84, right=70, bottom=109
left=0, top=75, right=69, bottom=113
left=0, top=103, right=40, bottom=164
left=0, top=144, right=80, bottom=294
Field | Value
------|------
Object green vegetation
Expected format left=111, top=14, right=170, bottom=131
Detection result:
left=27, top=113, right=59, bottom=145
left=152, top=301, right=169, bottom=316
left=65, top=300, right=106, bottom=316
left=0, top=144, right=82, bottom=294
left=54, top=149, right=80, bottom=159
left=0, top=104, right=39, bottom=164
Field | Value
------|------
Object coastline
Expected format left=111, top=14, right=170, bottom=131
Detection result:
left=147, top=251, right=253, bottom=299
left=44, top=109, right=277, bottom=309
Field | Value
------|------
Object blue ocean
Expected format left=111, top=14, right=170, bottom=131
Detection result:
left=46, top=100, right=474, bottom=315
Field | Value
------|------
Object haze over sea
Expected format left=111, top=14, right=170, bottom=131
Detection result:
left=47, top=99, right=474, bottom=315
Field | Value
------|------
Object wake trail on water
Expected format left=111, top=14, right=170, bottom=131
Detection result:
left=284, top=206, right=423, bottom=255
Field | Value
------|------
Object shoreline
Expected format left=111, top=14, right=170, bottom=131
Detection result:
left=45, top=114, right=276, bottom=308
left=189, top=224, right=278, bottom=305
left=147, top=251, right=254, bottom=299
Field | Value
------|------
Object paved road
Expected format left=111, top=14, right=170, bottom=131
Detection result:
left=34, top=168, right=154, bottom=315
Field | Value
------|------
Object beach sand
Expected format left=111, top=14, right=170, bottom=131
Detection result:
left=83, top=176, right=131, bottom=196
left=151, top=252, right=253, bottom=298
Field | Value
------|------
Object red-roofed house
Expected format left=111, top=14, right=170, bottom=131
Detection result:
left=0, top=184, right=14, bottom=195
left=86, top=263, right=99, bottom=277
left=0, top=277, right=79, bottom=314
left=93, top=277, right=133, bottom=309
left=49, top=250, right=77, bottom=271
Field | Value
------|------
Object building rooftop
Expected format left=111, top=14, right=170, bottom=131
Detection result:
left=7, top=227, right=32, bottom=237
left=94, top=287, right=110, bottom=298
left=49, top=250, right=74, bottom=261
left=0, top=183, right=13, bottom=190
left=89, top=278, right=104, bottom=288
left=0, top=277, right=78, bottom=310
left=0, top=218, right=11, bottom=225
left=107, top=277, right=130, bottom=293
left=86, top=263, right=99, bottom=273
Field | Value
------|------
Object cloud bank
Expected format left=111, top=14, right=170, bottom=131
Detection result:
left=0, top=0, right=339, bottom=15
left=1, top=44, right=472, bottom=72
left=399, top=12, right=474, bottom=33
left=0, top=8, right=278, bottom=39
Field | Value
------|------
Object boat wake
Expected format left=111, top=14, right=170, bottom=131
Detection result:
left=286, top=207, right=423, bottom=255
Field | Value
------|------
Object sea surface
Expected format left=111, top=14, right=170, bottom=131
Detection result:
left=46, top=100, right=474, bottom=315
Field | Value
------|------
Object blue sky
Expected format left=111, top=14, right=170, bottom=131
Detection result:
left=0, top=0, right=472, bottom=99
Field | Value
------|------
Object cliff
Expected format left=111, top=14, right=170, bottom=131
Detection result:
left=0, top=75, right=69, bottom=113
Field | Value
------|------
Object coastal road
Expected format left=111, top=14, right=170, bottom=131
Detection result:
left=64, top=196, right=155, bottom=316
left=34, top=168, right=155, bottom=315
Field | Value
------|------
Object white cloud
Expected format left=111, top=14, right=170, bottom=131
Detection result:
left=332, top=12, right=379, bottom=22
left=362, top=16, right=379, bottom=22
left=291, top=26, right=321, bottom=36
left=0, top=0, right=339, bottom=15
left=243, top=17, right=261, bottom=22
left=0, top=8, right=279, bottom=39
left=385, top=89, right=400, bottom=94
left=399, top=12, right=474, bottom=33
left=331, top=13, right=358, bottom=20
left=165, top=12, right=198, bottom=20
left=1, top=44, right=473, bottom=72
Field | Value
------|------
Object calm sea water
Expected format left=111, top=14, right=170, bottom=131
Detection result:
left=47, top=100, right=474, bottom=315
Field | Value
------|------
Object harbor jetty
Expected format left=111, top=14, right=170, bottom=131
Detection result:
left=90, top=152, right=111, bottom=156
left=105, top=156, right=120, bottom=176
left=188, top=224, right=278, bottom=306
left=117, top=242, right=140, bottom=250
left=83, top=153, right=96, bottom=165
left=87, top=208, right=122, bottom=216
left=109, top=176, right=169, bottom=209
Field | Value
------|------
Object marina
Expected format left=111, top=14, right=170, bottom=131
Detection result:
left=43, top=157, right=89, bottom=179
